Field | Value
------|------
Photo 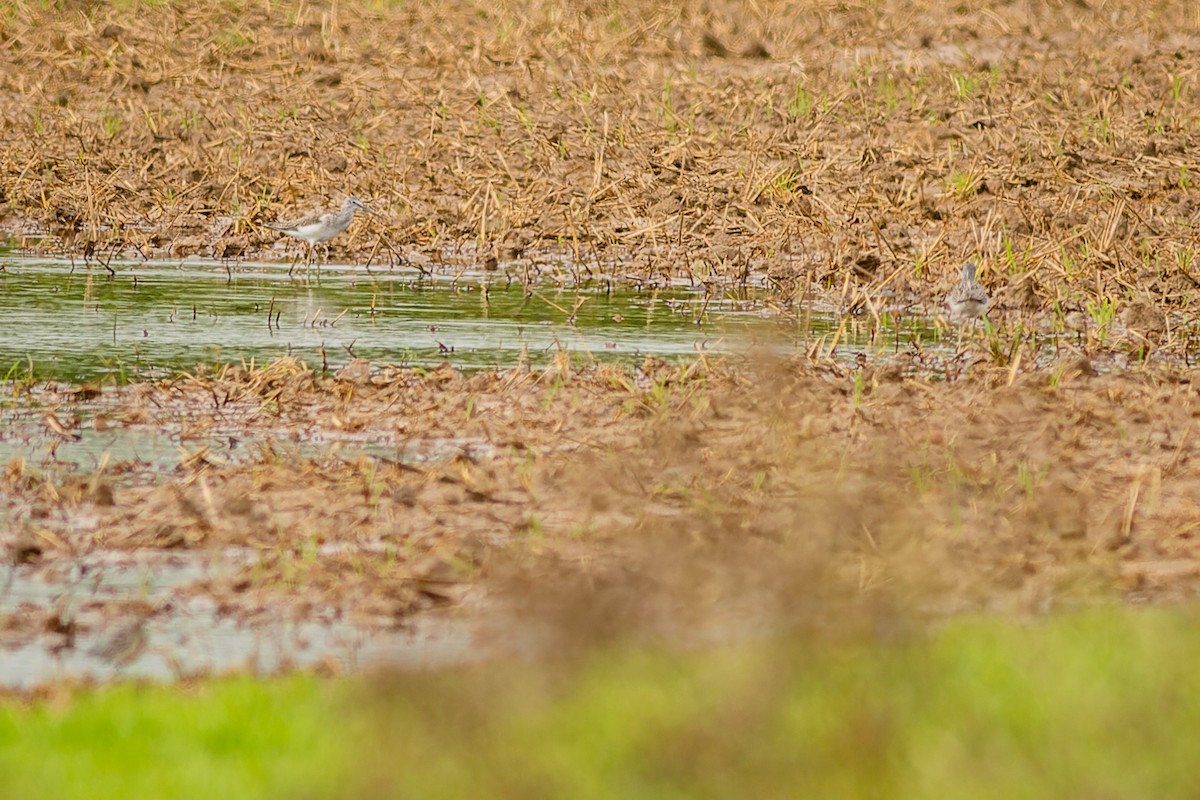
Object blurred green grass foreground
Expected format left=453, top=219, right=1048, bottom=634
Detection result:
left=3, top=605, right=1200, bottom=799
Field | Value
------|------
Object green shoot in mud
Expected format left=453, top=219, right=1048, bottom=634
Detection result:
left=976, top=319, right=1020, bottom=366
left=786, top=84, right=814, bottom=119
left=764, top=168, right=804, bottom=201
left=214, top=27, right=254, bottom=51
left=660, top=78, right=678, bottom=135
left=876, top=74, right=901, bottom=113
left=1170, top=72, right=1186, bottom=103
left=852, top=368, right=867, bottom=407
left=1000, top=235, right=1032, bottom=274
left=949, top=70, right=981, bottom=98
left=1016, top=461, right=1045, bottom=500
left=1175, top=246, right=1195, bottom=272
left=1087, top=298, right=1117, bottom=342
left=100, top=109, right=121, bottom=139
left=947, top=170, right=979, bottom=198
left=2, top=357, right=36, bottom=392
left=1086, top=113, right=1114, bottom=145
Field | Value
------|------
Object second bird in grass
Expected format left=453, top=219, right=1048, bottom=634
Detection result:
left=264, top=197, right=376, bottom=274
left=88, top=618, right=149, bottom=668
left=946, top=261, right=989, bottom=322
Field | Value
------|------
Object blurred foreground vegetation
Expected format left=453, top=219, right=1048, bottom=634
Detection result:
left=3, top=605, right=1200, bottom=799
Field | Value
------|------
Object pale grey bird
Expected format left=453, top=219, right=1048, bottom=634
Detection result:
left=88, top=618, right=149, bottom=668
left=264, top=197, right=376, bottom=275
left=946, top=261, right=989, bottom=322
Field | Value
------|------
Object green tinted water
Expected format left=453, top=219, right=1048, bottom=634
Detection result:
left=0, top=257, right=942, bottom=686
left=0, top=257, right=939, bottom=383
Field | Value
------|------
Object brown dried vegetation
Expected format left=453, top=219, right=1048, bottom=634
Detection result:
left=1, top=1, right=1199, bottom=315
left=5, top=0, right=1200, bottom=666
left=5, top=353, right=1200, bottom=653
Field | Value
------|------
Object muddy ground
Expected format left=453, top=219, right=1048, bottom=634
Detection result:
left=5, top=352, right=1200, bottom=667
left=4, top=0, right=1200, bottom=677
left=2, top=1, right=1200, bottom=313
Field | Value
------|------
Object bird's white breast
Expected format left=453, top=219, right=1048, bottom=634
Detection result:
left=292, top=220, right=335, bottom=243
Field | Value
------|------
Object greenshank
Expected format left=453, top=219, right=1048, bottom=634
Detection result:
left=264, top=197, right=375, bottom=275
left=946, top=261, right=989, bottom=322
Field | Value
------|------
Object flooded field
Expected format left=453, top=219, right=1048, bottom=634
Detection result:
left=0, top=549, right=476, bottom=689
left=5, top=342, right=1200, bottom=689
left=0, top=256, right=949, bottom=688
left=1, top=0, right=1200, bottom=706
left=0, top=263, right=1195, bottom=689
left=0, top=256, right=946, bottom=383
left=4, top=1, right=1200, bottom=795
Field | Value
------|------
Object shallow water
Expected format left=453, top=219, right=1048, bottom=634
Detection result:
left=0, top=408, right=490, bottom=485
left=0, top=256, right=944, bottom=688
left=0, top=256, right=940, bottom=383
left=0, top=550, right=480, bottom=689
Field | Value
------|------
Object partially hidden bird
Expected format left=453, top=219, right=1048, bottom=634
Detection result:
left=946, top=261, right=989, bottom=322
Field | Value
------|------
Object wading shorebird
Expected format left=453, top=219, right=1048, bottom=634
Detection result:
left=946, top=261, right=989, bottom=322
left=264, top=197, right=376, bottom=276
left=88, top=618, right=149, bottom=668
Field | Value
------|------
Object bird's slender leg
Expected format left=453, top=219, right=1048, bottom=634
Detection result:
left=283, top=237, right=304, bottom=278
left=319, top=242, right=333, bottom=280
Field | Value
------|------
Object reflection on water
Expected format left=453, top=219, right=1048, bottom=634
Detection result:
left=0, top=257, right=945, bottom=688
left=0, top=413, right=490, bottom=485
left=0, top=256, right=940, bottom=383
left=0, top=550, right=480, bottom=689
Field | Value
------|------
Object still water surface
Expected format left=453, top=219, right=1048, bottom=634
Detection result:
left=0, top=256, right=944, bottom=687
left=0, top=257, right=939, bottom=382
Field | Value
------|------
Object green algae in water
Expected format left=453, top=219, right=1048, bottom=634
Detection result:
left=0, top=258, right=937, bottom=383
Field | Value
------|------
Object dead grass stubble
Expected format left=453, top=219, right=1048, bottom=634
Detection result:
left=2, top=1, right=1200, bottom=322
left=6, top=355, right=1200, bottom=649
left=493, top=358, right=1200, bottom=657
